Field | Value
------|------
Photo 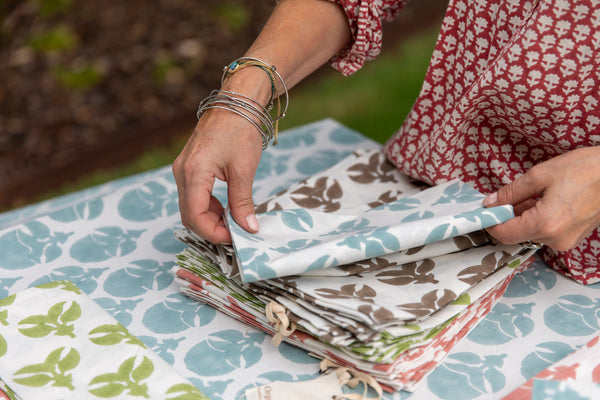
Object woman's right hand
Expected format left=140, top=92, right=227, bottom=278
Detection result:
left=172, top=108, right=264, bottom=244
left=173, top=0, right=351, bottom=244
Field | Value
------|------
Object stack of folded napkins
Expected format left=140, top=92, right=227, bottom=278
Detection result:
left=171, top=149, right=536, bottom=392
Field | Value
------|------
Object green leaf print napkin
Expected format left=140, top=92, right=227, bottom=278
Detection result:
left=0, top=281, right=209, bottom=400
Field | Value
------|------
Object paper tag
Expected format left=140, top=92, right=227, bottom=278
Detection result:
left=245, top=373, right=342, bottom=400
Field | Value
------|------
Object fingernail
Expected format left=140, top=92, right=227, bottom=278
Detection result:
left=246, top=214, right=259, bottom=232
left=483, top=192, right=497, bottom=207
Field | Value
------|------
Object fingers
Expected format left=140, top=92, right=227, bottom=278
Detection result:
left=485, top=202, right=583, bottom=251
left=227, top=171, right=259, bottom=234
left=183, top=195, right=232, bottom=244
left=485, top=196, right=544, bottom=245
left=173, top=111, right=263, bottom=244
left=512, top=198, right=539, bottom=216
left=484, top=174, right=564, bottom=248
left=485, top=205, right=544, bottom=246
left=483, top=165, right=550, bottom=208
left=482, top=164, right=553, bottom=246
left=222, top=127, right=263, bottom=234
left=173, top=157, right=232, bottom=244
left=482, top=148, right=600, bottom=251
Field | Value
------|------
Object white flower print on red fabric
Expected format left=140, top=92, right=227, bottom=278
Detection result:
left=330, top=0, right=600, bottom=284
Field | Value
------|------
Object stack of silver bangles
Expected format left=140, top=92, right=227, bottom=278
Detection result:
left=197, top=90, right=275, bottom=149
left=196, top=57, right=289, bottom=150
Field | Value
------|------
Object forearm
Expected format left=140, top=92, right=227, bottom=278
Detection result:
left=176, top=0, right=350, bottom=242
left=220, top=0, right=351, bottom=105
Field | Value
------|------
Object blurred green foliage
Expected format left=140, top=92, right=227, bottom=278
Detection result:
left=53, top=63, right=104, bottom=90
left=33, top=0, right=74, bottom=17
left=25, top=25, right=439, bottom=207
left=28, top=25, right=78, bottom=53
left=280, top=29, right=438, bottom=143
left=210, top=3, right=250, bottom=32
left=153, top=56, right=181, bottom=84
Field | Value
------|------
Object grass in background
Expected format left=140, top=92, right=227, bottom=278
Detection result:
left=280, top=27, right=439, bottom=143
left=30, top=25, right=439, bottom=206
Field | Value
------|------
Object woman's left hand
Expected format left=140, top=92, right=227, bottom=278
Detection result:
left=483, top=146, right=600, bottom=251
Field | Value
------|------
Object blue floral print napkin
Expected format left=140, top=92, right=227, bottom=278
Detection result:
left=0, top=281, right=208, bottom=400
left=227, top=150, right=515, bottom=282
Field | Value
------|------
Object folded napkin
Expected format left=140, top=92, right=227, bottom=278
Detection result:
left=227, top=150, right=514, bottom=282
left=0, top=281, right=208, bottom=400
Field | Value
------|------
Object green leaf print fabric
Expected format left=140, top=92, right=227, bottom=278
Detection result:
left=0, top=282, right=209, bottom=400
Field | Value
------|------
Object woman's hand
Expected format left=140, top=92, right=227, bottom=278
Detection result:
left=173, top=109, right=263, bottom=244
left=172, top=0, right=350, bottom=244
left=484, top=146, right=600, bottom=251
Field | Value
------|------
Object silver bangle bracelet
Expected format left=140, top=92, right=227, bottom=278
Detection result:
left=221, top=56, right=289, bottom=121
left=197, top=56, right=290, bottom=149
left=209, top=90, right=275, bottom=136
left=197, top=90, right=275, bottom=149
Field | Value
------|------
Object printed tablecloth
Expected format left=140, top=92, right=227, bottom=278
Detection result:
left=1, top=119, right=600, bottom=400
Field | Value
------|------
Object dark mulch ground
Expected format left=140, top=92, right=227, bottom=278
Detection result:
left=0, top=0, right=446, bottom=210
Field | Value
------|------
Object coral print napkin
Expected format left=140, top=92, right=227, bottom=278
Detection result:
left=172, top=148, right=536, bottom=392
left=0, top=281, right=208, bottom=400
left=504, top=334, right=600, bottom=400
left=227, top=150, right=515, bottom=282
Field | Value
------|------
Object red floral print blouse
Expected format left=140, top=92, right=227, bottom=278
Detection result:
left=330, top=0, right=600, bottom=284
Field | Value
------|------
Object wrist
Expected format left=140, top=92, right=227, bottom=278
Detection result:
left=220, top=66, right=273, bottom=107
left=197, top=57, right=289, bottom=149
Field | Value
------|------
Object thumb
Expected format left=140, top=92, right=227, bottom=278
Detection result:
left=227, top=172, right=259, bottom=234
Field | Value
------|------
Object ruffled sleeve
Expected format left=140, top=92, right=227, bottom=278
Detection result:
left=327, top=0, right=407, bottom=75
